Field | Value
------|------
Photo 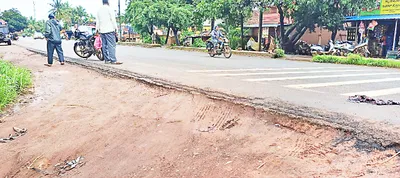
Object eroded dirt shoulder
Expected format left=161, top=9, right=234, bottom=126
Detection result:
left=0, top=45, right=399, bottom=177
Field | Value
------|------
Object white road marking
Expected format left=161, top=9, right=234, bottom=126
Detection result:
left=187, top=67, right=353, bottom=73
left=210, top=69, right=365, bottom=77
left=286, top=78, right=400, bottom=89
left=341, top=87, right=400, bottom=97
left=244, top=73, right=399, bottom=82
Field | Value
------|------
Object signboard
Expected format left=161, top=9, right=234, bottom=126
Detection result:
left=381, top=0, right=400, bottom=14
left=360, top=0, right=400, bottom=15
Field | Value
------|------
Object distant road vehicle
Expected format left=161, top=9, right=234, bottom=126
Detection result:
left=33, top=32, right=45, bottom=40
left=0, top=24, right=12, bottom=45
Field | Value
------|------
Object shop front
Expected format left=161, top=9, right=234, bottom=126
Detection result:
left=345, top=0, right=400, bottom=58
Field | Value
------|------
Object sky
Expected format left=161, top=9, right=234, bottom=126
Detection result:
left=0, top=0, right=128, bottom=20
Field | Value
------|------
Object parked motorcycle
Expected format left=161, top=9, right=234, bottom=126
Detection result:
left=206, top=38, right=232, bottom=59
left=333, top=41, right=370, bottom=57
left=294, top=40, right=312, bottom=55
left=73, top=32, right=104, bottom=61
left=311, top=40, right=335, bottom=55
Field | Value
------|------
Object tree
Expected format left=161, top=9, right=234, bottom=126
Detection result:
left=126, top=0, right=194, bottom=45
left=0, top=9, right=28, bottom=32
left=264, top=0, right=376, bottom=52
left=72, top=6, right=89, bottom=25
left=49, top=0, right=64, bottom=17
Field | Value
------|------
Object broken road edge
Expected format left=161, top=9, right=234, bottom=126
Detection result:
left=19, top=45, right=400, bottom=152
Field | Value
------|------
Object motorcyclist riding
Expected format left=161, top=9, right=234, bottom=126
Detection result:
left=211, top=25, right=224, bottom=52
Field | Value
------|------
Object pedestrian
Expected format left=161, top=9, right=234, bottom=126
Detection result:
left=96, top=0, right=123, bottom=65
left=44, top=13, right=65, bottom=67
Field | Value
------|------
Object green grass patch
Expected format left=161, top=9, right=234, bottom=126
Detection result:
left=0, top=60, right=32, bottom=110
left=273, top=49, right=285, bottom=58
left=312, top=54, right=400, bottom=68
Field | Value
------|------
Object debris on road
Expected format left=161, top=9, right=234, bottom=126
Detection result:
left=348, top=95, right=400, bottom=106
left=55, top=156, right=85, bottom=175
left=367, top=152, right=400, bottom=166
left=28, top=156, right=85, bottom=176
left=0, top=127, right=27, bottom=143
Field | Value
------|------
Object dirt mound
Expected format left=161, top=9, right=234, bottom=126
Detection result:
left=0, top=46, right=399, bottom=177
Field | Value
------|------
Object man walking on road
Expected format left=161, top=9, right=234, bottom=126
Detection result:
left=44, top=13, right=65, bottom=67
left=96, top=0, right=123, bottom=65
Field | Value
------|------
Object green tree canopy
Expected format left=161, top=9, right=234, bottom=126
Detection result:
left=0, top=8, right=28, bottom=32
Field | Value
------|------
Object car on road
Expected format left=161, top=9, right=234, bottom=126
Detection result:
left=33, top=32, right=45, bottom=40
left=0, top=24, right=12, bottom=45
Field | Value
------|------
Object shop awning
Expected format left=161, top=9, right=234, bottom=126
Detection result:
left=345, top=15, right=400, bottom=21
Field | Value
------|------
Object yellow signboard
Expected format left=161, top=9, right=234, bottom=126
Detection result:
left=381, top=0, right=400, bottom=15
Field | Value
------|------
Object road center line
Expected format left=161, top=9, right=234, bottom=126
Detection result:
left=209, top=69, right=365, bottom=77
left=244, top=73, right=399, bottom=82
left=187, top=67, right=352, bottom=73
left=285, top=78, right=400, bottom=89
left=341, top=87, right=400, bottom=97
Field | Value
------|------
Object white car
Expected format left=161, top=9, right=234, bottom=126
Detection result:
left=33, top=32, right=44, bottom=39
left=78, top=26, right=96, bottom=36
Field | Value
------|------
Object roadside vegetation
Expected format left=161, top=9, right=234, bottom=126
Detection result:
left=313, top=54, right=400, bottom=68
left=0, top=60, right=32, bottom=110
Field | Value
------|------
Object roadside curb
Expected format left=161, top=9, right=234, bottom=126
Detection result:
left=118, top=42, right=161, bottom=48
left=21, top=44, right=400, bottom=150
left=165, top=46, right=313, bottom=62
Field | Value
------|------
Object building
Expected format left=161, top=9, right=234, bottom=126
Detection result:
left=244, top=7, right=345, bottom=47
left=244, top=7, right=292, bottom=45
left=345, top=0, right=400, bottom=57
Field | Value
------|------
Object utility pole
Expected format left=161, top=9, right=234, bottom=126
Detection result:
left=258, top=4, right=263, bottom=51
left=33, top=0, right=36, bottom=20
left=118, top=0, right=122, bottom=39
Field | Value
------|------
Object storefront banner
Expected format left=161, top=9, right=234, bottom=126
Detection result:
left=381, top=0, right=400, bottom=15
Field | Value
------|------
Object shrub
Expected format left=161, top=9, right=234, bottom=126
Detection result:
left=312, top=54, right=400, bottom=68
left=0, top=60, right=32, bottom=110
left=274, top=49, right=285, bottom=58
left=192, top=38, right=206, bottom=48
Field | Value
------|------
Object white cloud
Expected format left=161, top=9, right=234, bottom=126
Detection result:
left=0, top=0, right=127, bottom=20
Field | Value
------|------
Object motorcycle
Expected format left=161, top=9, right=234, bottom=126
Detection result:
left=73, top=31, right=104, bottom=61
left=311, top=40, right=336, bottom=55
left=206, top=37, right=232, bottom=59
left=333, top=41, right=370, bottom=57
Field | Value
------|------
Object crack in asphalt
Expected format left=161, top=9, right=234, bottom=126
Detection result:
left=22, top=46, right=400, bottom=150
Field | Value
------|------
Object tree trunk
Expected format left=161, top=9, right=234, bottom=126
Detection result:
left=331, top=28, right=338, bottom=41
left=165, top=26, right=170, bottom=45
left=284, top=23, right=297, bottom=38
left=258, top=7, right=263, bottom=51
left=277, top=4, right=285, bottom=49
left=291, top=27, right=307, bottom=45
left=211, top=18, right=215, bottom=30
left=241, top=13, right=245, bottom=50
left=173, top=28, right=180, bottom=46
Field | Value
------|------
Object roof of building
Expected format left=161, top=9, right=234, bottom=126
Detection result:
left=345, top=14, right=400, bottom=21
left=245, top=8, right=292, bottom=27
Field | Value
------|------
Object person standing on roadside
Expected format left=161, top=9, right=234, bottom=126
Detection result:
left=44, top=13, right=65, bottom=67
left=96, top=0, right=123, bottom=65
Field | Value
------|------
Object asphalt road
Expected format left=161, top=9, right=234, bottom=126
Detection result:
left=15, top=38, right=400, bottom=125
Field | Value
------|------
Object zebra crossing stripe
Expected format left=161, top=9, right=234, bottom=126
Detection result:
left=341, top=87, right=400, bottom=97
left=244, top=73, right=399, bottom=82
left=210, top=69, right=365, bottom=77
left=286, top=78, right=400, bottom=89
left=187, top=67, right=352, bottom=73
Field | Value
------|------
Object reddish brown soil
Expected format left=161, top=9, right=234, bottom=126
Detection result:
left=0, top=45, right=399, bottom=178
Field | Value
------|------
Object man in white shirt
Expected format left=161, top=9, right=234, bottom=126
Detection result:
left=96, top=0, right=122, bottom=65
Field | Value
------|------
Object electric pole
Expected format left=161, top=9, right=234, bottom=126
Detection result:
left=33, top=0, right=36, bottom=20
left=118, top=0, right=122, bottom=39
